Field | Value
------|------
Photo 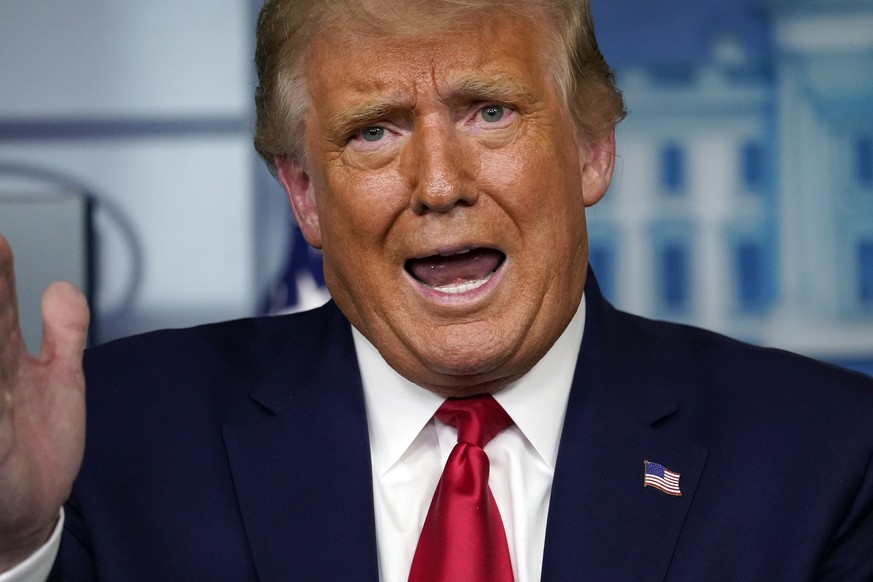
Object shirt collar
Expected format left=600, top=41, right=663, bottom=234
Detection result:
left=355, top=295, right=586, bottom=476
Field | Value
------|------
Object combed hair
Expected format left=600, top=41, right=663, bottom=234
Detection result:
left=253, top=0, right=626, bottom=175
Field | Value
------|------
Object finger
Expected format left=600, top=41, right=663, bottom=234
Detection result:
left=0, top=235, right=21, bottom=337
left=39, top=281, right=89, bottom=368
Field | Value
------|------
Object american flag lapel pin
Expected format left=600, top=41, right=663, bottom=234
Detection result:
left=643, top=460, right=682, bottom=496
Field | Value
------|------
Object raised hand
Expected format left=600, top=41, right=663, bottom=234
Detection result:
left=0, top=235, right=89, bottom=571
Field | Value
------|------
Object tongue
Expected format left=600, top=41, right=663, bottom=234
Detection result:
left=407, top=249, right=504, bottom=288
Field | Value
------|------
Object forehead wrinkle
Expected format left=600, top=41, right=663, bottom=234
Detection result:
left=438, top=72, right=537, bottom=107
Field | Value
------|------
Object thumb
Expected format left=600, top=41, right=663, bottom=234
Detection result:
left=40, top=281, right=90, bottom=366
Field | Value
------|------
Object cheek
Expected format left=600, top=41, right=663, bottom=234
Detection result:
left=476, top=136, right=584, bottom=227
left=320, top=166, right=407, bottom=242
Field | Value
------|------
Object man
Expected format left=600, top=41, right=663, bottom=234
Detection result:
left=1, top=0, right=872, bottom=580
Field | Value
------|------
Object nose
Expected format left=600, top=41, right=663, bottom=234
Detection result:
left=404, top=119, right=478, bottom=214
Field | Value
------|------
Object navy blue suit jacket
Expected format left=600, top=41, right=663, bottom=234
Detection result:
left=55, top=275, right=873, bottom=580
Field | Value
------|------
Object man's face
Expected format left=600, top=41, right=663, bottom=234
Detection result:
left=277, top=10, right=614, bottom=395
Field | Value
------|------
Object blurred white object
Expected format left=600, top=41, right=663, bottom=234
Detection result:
left=0, top=191, right=91, bottom=353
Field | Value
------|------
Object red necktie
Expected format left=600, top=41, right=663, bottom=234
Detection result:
left=408, top=395, right=515, bottom=582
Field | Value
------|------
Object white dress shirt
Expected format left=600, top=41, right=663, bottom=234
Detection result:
left=356, top=297, right=585, bottom=582
left=1, top=296, right=585, bottom=582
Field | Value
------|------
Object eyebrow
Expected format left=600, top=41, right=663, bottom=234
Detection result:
left=325, top=98, right=410, bottom=142
left=445, top=73, right=535, bottom=106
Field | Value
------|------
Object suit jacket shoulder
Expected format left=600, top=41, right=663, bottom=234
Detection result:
left=62, top=302, right=380, bottom=581
left=541, top=276, right=873, bottom=581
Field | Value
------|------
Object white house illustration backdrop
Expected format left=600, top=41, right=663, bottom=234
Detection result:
left=586, top=0, right=873, bottom=372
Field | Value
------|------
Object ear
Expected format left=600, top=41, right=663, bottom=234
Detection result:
left=275, top=155, right=323, bottom=249
left=579, top=129, right=616, bottom=208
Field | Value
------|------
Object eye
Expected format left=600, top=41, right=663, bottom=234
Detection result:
left=358, top=126, right=386, bottom=142
left=479, top=105, right=505, bottom=123
left=346, top=121, right=404, bottom=153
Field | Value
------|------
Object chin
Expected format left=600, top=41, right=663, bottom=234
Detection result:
left=417, top=360, right=522, bottom=396
left=414, top=334, right=522, bottom=386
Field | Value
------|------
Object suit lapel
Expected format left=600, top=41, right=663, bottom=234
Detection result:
left=542, top=276, right=708, bottom=581
left=222, top=303, right=379, bottom=581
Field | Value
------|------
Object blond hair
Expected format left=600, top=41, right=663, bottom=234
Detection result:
left=253, top=0, right=626, bottom=174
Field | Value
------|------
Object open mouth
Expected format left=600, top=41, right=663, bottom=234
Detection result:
left=405, top=247, right=506, bottom=294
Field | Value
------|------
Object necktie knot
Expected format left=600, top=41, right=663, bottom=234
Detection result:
left=435, top=395, right=512, bottom=448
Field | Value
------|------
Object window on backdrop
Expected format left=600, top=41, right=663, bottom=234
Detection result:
left=659, top=242, right=691, bottom=313
left=740, top=141, right=764, bottom=192
left=659, top=143, right=686, bottom=195
left=856, top=136, right=873, bottom=189
left=857, top=239, right=873, bottom=307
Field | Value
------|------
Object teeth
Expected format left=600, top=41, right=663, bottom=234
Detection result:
left=438, top=247, right=472, bottom=257
left=425, top=271, right=493, bottom=294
